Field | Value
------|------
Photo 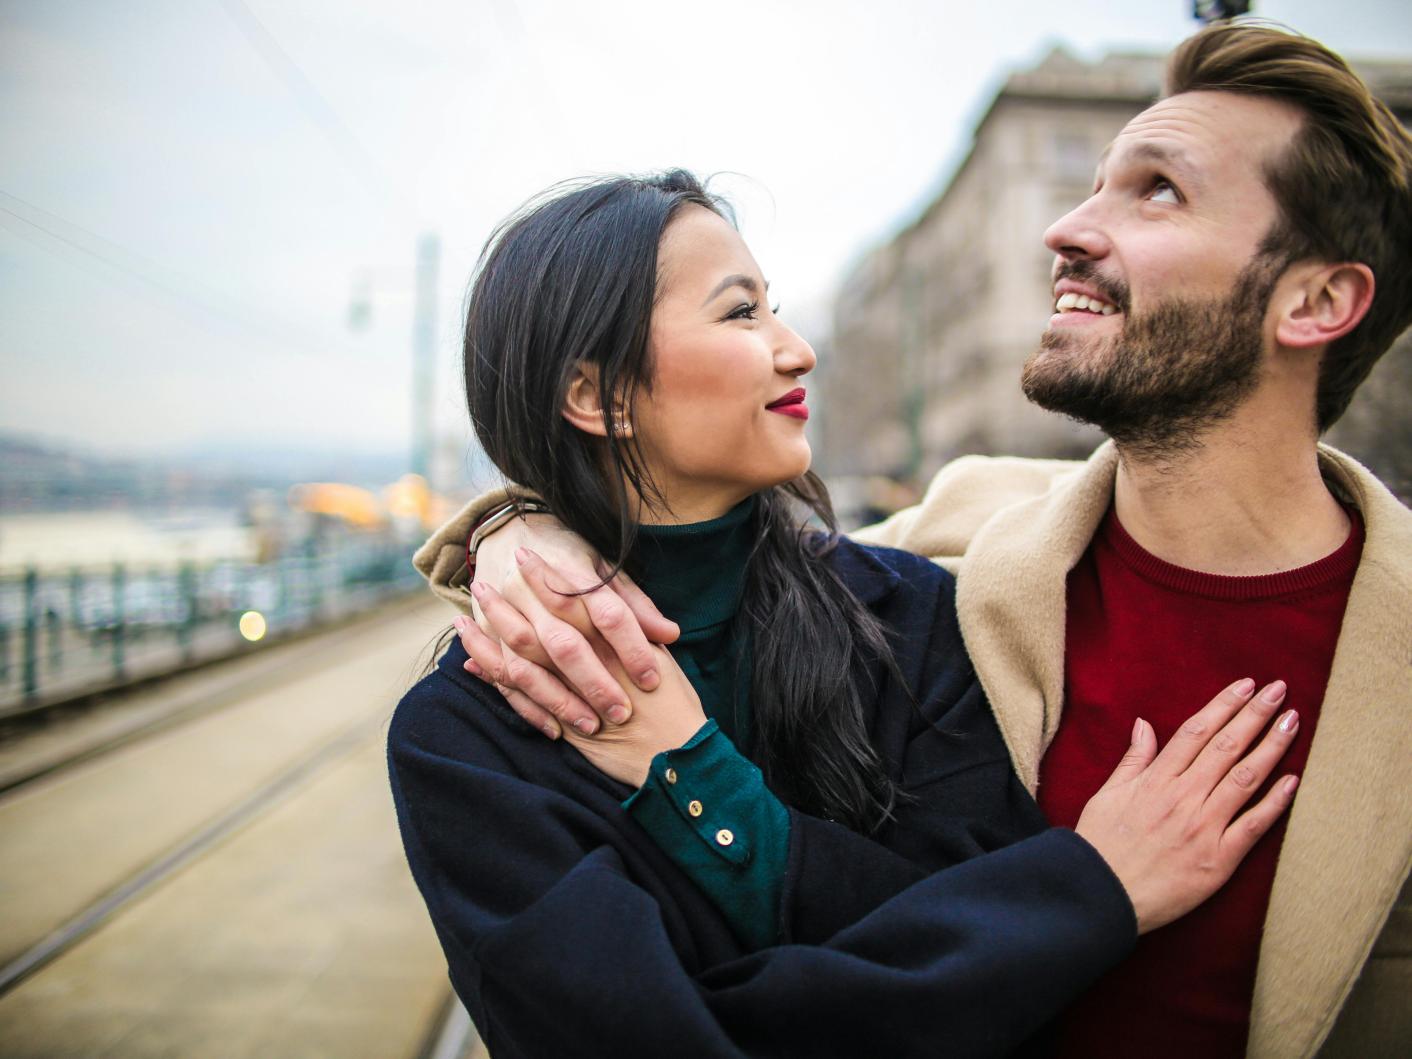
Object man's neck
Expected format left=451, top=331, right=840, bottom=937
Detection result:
left=1112, top=407, right=1350, bottom=577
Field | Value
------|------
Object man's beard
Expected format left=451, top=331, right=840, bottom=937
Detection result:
left=1020, top=257, right=1282, bottom=459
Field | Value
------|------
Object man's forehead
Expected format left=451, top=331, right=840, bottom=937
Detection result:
left=1099, top=91, right=1302, bottom=175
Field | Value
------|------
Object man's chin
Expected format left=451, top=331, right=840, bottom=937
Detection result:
left=1019, top=345, right=1114, bottom=428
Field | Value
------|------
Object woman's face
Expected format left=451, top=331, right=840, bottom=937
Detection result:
left=628, top=205, right=817, bottom=523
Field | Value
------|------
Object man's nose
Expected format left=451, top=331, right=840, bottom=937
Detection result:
left=1043, top=198, right=1112, bottom=262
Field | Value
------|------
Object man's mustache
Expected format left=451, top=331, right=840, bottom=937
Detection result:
left=1053, top=261, right=1131, bottom=315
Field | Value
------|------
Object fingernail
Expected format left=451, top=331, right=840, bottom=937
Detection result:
left=1282, top=775, right=1300, bottom=797
left=453, top=615, right=467, bottom=632
left=515, top=547, right=532, bottom=566
left=470, top=581, right=486, bottom=599
left=542, top=722, right=560, bottom=740
left=1131, top=717, right=1144, bottom=744
left=606, top=704, right=630, bottom=725
left=573, top=717, right=597, bottom=735
left=1261, top=680, right=1288, bottom=705
left=1278, top=709, right=1298, bottom=733
left=463, top=658, right=482, bottom=676
left=640, top=668, right=659, bottom=688
left=1234, top=678, right=1256, bottom=697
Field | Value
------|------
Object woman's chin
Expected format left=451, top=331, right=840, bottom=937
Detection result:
left=765, top=448, right=814, bottom=489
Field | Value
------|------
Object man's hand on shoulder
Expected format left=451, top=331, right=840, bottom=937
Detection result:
left=464, top=517, right=680, bottom=737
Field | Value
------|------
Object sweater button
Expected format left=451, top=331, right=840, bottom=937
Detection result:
left=715, top=829, right=734, bottom=847
left=664, top=768, right=678, bottom=785
left=688, top=800, right=703, bottom=817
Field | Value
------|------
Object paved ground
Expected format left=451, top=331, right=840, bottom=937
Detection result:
left=0, top=598, right=472, bottom=1059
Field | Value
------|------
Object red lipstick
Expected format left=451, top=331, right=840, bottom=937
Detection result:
left=766, top=387, right=809, bottom=420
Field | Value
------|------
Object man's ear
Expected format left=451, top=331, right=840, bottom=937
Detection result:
left=562, top=363, right=631, bottom=438
left=1275, top=262, right=1375, bottom=350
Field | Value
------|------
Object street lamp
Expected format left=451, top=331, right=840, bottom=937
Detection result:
left=1193, top=0, right=1252, bottom=23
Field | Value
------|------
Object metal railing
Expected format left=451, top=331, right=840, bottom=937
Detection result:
left=0, top=535, right=423, bottom=716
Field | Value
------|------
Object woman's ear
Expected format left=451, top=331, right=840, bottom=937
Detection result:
left=563, top=363, right=631, bottom=438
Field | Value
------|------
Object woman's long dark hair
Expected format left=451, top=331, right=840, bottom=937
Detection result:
left=465, top=170, right=906, bottom=832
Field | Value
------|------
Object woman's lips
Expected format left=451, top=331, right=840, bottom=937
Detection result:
left=766, top=388, right=809, bottom=420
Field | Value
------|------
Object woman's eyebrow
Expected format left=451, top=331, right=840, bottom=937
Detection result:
left=700, top=274, right=768, bottom=306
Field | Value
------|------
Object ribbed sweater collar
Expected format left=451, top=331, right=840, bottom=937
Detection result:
left=1100, top=504, right=1364, bottom=601
left=631, top=497, right=756, bottom=634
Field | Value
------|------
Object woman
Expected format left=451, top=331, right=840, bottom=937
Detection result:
left=389, top=170, right=1298, bottom=1058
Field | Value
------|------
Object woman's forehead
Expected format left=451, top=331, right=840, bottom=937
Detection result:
left=658, top=206, right=762, bottom=301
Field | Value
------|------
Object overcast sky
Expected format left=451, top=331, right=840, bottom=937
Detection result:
left=3, top=0, right=1410, bottom=463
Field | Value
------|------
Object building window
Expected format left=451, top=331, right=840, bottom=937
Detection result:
left=1052, top=132, right=1093, bottom=181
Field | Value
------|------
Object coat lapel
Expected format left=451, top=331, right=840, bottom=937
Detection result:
left=1247, top=449, right=1412, bottom=1059
left=955, top=443, right=1118, bottom=790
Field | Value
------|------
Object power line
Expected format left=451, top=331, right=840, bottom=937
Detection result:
left=214, top=0, right=419, bottom=226
left=0, top=190, right=363, bottom=359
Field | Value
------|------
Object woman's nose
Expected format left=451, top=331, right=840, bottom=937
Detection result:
left=775, top=323, right=816, bottom=377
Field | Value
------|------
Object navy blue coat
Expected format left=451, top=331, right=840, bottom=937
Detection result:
left=388, top=540, right=1135, bottom=1058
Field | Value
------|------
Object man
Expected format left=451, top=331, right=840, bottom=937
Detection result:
left=420, top=22, right=1411, bottom=1058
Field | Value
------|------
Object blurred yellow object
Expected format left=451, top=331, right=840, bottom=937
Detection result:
left=383, top=474, right=432, bottom=525
left=238, top=610, right=268, bottom=642
left=288, top=483, right=386, bottom=528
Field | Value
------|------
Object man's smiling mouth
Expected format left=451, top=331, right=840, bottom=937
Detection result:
left=1055, top=292, right=1119, bottom=316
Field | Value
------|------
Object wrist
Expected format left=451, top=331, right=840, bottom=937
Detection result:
left=465, top=500, right=551, bottom=581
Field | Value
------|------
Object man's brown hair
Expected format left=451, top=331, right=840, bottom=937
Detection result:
left=1166, top=21, right=1412, bottom=431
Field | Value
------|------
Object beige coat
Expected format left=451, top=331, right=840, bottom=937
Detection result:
left=422, top=443, right=1411, bottom=1057
left=854, top=441, right=1412, bottom=1059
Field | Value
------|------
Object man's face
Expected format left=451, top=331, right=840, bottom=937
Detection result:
left=1021, top=91, right=1304, bottom=455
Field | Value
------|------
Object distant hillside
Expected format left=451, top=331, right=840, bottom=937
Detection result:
left=0, top=434, right=411, bottom=513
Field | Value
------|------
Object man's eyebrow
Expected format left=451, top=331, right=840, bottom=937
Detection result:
left=1103, top=141, right=1203, bottom=186
left=701, top=274, right=767, bottom=306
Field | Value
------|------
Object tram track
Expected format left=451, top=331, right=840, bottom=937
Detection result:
left=0, top=709, right=380, bottom=997
left=0, top=597, right=456, bottom=1057
left=0, top=592, right=433, bottom=796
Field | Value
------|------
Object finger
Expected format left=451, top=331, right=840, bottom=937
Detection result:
left=1183, top=680, right=1288, bottom=789
left=1203, top=708, right=1300, bottom=822
left=520, top=548, right=661, bottom=695
left=607, top=566, right=681, bottom=645
left=471, top=581, right=554, bottom=669
left=1150, top=677, right=1257, bottom=777
left=497, top=683, right=563, bottom=741
left=498, top=642, right=601, bottom=736
left=511, top=550, right=599, bottom=633
left=509, top=554, right=636, bottom=723
left=1217, top=774, right=1300, bottom=869
left=1097, top=716, right=1159, bottom=790
left=455, top=614, right=506, bottom=680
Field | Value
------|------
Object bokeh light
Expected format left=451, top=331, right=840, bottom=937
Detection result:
left=238, top=610, right=267, bottom=642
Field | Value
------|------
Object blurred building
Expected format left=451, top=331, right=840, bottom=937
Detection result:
left=818, top=45, right=1412, bottom=500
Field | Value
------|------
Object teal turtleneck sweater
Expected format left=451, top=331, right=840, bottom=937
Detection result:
left=621, top=497, right=790, bottom=950
left=628, top=497, right=756, bottom=746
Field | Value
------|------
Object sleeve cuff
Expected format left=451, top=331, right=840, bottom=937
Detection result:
left=623, top=720, right=790, bottom=949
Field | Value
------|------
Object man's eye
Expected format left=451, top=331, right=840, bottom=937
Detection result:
left=1149, top=180, right=1180, bottom=205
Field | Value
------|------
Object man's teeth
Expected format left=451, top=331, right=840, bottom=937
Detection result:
left=1055, top=292, right=1117, bottom=315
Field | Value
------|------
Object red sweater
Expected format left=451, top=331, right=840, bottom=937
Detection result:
left=1039, top=506, right=1363, bottom=1058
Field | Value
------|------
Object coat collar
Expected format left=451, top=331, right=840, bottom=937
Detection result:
left=955, top=442, right=1117, bottom=790
left=828, top=536, right=905, bottom=606
left=954, top=441, right=1412, bottom=1059
left=1247, top=450, right=1412, bottom=1058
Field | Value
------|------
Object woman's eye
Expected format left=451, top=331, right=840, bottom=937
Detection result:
left=770, top=303, right=781, bottom=316
left=1149, top=180, right=1180, bottom=205
left=727, top=301, right=760, bottom=321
